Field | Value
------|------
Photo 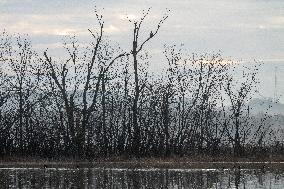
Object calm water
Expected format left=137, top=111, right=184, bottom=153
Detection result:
left=0, top=168, right=284, bottom=189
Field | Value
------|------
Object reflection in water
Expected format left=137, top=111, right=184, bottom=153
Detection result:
left=0, top=168, right=283, bottom=188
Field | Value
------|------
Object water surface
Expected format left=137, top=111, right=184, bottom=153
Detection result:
left=0, top=167, right=284, bottom=188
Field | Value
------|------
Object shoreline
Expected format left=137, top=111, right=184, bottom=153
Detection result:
left=1, top=159, right=284, bottom=169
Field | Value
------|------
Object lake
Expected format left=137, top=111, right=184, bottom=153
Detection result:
left=0, top=168, right=284, bottom=188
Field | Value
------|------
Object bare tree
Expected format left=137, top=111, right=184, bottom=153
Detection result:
left=44, top=10, right=128, bottom=157
left=224, top=63, right=259, bottom=156
left=129, top=7, right=169, bottom=156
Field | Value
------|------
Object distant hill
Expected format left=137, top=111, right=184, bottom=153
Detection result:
left=248, top=98, right=284, bottom=115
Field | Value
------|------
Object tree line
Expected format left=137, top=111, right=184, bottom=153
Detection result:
left=0, top=8, right=282, bottom=159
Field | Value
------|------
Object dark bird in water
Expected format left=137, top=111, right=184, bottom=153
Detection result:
left=43, top=164, right=47, bottom=169
left=261, top=165, right=266, bottom=172
left=150, top=31, right=153, bottom=38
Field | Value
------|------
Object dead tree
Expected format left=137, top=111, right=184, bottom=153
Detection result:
left=129, top=8, right=169, bottom=156
left=224, top=63, right=259, bottom=156
left=0, top=32, right=41, bottom=155
left=44, top=11, right=128, bottom=157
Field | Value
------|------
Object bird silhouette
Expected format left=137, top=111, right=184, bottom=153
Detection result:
left=150, top=31, right=153, bottom=38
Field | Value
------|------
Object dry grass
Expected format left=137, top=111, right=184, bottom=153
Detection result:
left=1, top=155, right=284, bottom=169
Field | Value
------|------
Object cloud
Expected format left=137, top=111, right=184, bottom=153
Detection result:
left=260, top=58, right=284, bottom=63
left=104, top=25, right=121, bottom=34
left=1, top=0, right=283, bottom=60
left=0, top=13, right=94, bottom=36
left=119, top=14, right=138, bottom=21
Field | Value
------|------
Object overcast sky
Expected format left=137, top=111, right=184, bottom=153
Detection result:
left=0, top=0, right=283, bottom=102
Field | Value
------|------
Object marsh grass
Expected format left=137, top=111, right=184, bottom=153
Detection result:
left=1, top=155, right=284, bottom=170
